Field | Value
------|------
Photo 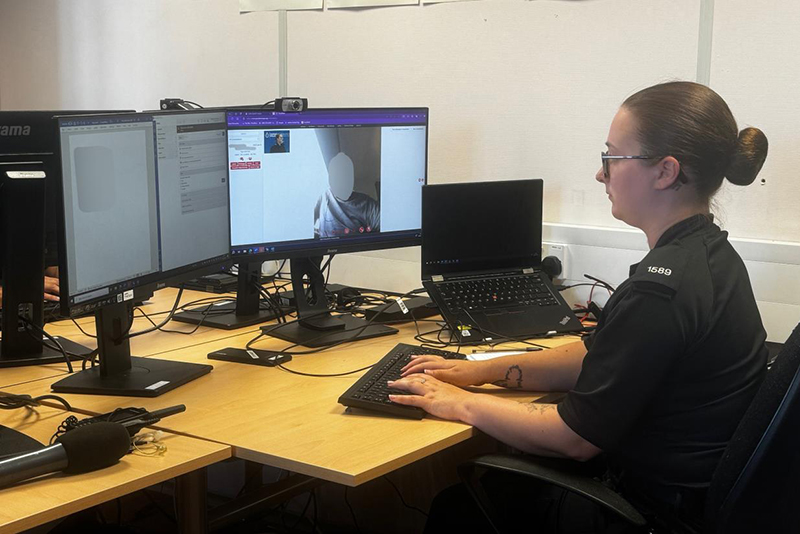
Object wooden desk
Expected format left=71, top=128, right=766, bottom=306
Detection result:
left=0, top=288, right=263, bottom=389
left=0, top=405, right=230, bottom=534
left=2, top=319, right=578, bottom=487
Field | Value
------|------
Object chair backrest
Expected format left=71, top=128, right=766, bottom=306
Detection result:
left=705, top=322, right=800, bottom=534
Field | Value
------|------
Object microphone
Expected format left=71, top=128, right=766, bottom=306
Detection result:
left=0, top=421, right=130, bottom=489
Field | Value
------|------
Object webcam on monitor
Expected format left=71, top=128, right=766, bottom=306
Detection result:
left=275, top=97, right=308, bottom=113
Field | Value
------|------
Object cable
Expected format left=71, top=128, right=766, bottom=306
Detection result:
left=383, top=475, right=428, bottom=518
left=122, top=287, right=184, bottom=341
left=21, top=318, right=74, bottom=373
left=250, top=287, right=427, bottom=356
left=583, top=274, right=616, bottom=292
left=288, top=491, right=314, bottom=532
left=344, top=487, right=362, bottom=534
left=70, top=316, right=97, bottom=338
left=0, top=392, right=72, bottom=411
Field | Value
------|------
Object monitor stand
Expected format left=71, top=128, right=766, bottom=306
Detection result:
left=263, top=256, right=397, bottom=348
left=0, top=161, right=92, bottom=368
left=172, top=261, right=286, bottom=330
left=0, top=425, right=44, bottom=461
left=51, top=301, right=212, bottom=397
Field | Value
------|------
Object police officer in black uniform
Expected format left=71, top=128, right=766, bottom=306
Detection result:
left=390, top=81, right=770, bottom=533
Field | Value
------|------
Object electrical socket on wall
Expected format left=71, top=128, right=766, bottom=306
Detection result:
left=543, top=242, right=568, bottom=280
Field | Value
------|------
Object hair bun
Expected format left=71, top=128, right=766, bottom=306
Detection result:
left=725, top=127, right=768, bottom=186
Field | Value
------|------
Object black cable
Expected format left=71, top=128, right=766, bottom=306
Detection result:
left=182, top=100, right=203, bottom=109
left=383, top=475, right=428, bottom=518
left=558, top=282, right=605, bottom=291
left=583, top=274, right=616, bottom=292
left=288, top=492, right=314, bottom=532
left=277, top=362, right=376, bottom=378
left=261, top=100, right=275, bottom=109
left=344, top=487, right=362, bottom=534
left=0, top=392, right=72, bottom=411
left=311, top=489, right=318, bottom=533
left=122, top=287, right=184, bottom=341
left=250, top=287, right=427, bottom=357
left=71, top=316, right=97, bottom=338
left=22, top=318, right=74, bottom=373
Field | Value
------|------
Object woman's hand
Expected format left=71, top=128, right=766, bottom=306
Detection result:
left=388, top=373, right=474, bottom=421
left=400, top=356, right=490, bottom=387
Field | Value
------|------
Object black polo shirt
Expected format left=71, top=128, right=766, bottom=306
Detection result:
left=558, top=214, right=767, bottom=494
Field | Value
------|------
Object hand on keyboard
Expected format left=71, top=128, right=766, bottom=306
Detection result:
left=401, top=355, right=489, bottom=387
left=387, top=373, right=472, bottom=422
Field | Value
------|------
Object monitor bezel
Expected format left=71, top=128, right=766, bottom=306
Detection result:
left=225, top=106, right=429, bottom=263
left=55, top=111, right=232, bottom=316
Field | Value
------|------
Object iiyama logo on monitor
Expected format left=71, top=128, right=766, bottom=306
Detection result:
left=327, top=248, right=339, bottom=254
left=0, top=125, right=31, bottom=136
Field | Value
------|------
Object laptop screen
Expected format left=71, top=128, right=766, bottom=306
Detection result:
left=421, top=179, right=543, bottom=277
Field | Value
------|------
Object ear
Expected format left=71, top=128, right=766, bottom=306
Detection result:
left=652, top=156, right=682, bottom=191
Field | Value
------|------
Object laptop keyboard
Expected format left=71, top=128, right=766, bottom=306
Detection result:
left=437, top=273, right=558, bottom=312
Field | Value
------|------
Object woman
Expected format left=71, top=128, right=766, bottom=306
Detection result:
left=389, top=81, right=769, bottom=531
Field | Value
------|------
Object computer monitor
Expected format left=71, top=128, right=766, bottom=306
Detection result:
left=0, top=110, right=128, bottom=367
left=224, top=107, right=429, bottom=346
left=51, top=111, right=232, bottom=396
left=164, top=108, right=288, bottom=330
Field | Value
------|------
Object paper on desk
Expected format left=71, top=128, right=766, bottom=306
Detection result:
left=328, top=0, right=419, bottom=7
left=467, top=351, right=527, bottom=361
left=423, top=0, right=480, bottom=4
left=239, top=0, right=322, bottom=13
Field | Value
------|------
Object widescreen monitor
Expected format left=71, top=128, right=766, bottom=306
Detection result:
left=51, top=111, right=233, bottom=396
left=225, top=107, right=429, bottom=346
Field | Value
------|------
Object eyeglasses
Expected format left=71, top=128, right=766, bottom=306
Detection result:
left=600, top=151, right=670, bottom=179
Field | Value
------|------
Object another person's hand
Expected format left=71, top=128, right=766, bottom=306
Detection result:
left=401, top=355, right=490, bottom=387
left=44, top=276, right=60, bottom=302
left=388, top=373, right=473, bottom=421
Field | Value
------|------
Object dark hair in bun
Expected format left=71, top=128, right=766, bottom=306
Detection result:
left=622, top=81, right=768, bottom=202
left=726, top=127, right=769, bottom=186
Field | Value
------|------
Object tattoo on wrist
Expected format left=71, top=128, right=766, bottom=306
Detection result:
left=491, top=365, right=523, bottom=389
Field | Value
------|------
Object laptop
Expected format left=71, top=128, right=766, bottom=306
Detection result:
left=421, top=179, right=583, bottom=344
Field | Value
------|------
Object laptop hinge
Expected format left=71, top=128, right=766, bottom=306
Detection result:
left=523, top=267, right=534, bottom=274
left=432, top=275, right=444, bottom=282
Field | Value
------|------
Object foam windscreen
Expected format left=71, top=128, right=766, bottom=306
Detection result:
left=56, top=421, right=131, bottom=474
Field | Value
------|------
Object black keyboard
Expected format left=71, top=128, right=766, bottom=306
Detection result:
left=437, top=272, right=558, bottom=312
left=338, top=343, right=466, bottom=419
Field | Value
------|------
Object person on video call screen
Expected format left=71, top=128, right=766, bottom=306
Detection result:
left=314, top=152, right=380, bottom=238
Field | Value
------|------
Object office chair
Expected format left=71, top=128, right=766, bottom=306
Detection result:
left=458, top=322, right=800, bottom=534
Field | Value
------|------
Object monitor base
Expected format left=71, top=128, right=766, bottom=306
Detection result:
left=263, top=314, right=397, bottom=348
left=0, top=337, right=94, bottom=368
left=50, top=356, right=212, bottom=397
left=172, top=302, right=287, bottom=330
left=0, top=425, right=44, bottom=460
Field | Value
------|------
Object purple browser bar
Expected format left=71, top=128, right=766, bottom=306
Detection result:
left=227, top=108, right=428, bottom=128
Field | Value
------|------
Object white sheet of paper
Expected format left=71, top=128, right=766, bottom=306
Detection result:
left=422, top=0, right=480, bottom=4
left=328, top=0, right=418, bottom=7
left=467, top=351, right=527, bottom=361
left=240, top=0, right=323, bottom=13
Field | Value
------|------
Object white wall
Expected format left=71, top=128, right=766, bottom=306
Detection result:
left=288, top=0, right=700, bottom=230
left=709, top=1, right=800, bottom=242
left=0, top=0, right=279, bottom=110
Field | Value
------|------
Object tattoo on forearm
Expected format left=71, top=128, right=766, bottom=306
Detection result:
left=525, top=402, right=556, bottom=415
left=491, top=365, right=523, bottom=389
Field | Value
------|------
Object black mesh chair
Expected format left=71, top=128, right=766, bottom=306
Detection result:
left=459, top=322, right=800, bottom=533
